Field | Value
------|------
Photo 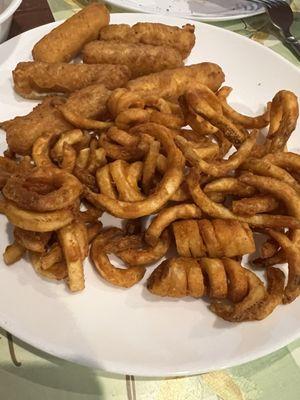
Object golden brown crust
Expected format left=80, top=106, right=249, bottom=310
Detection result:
left=0, top=97, right=72, bottom=155
left=32, top=4, right=110, bottom=63
left=13, top=62, right=131, bottom=99
left=100, top=22, right=195, bottom=58
left=126, top=63, right=225, bottom=99
left=82, top=41, right=183, bottom=78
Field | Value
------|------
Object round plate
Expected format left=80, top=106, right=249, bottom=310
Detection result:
left=0, top=14, right=299, bottom=377
left=108, top=0, right=267, bottom=21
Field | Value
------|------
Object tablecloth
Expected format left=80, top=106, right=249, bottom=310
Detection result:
left=1, top=1, right=300, bottom=399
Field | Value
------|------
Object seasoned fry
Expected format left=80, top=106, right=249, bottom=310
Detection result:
left=14, top=228, right=51, bottom=253
left=172, top=218, right=255, bottom=258
left=175, top=130, right=257, bottom=177
left=185, top=88, right=247, bottom=146
left=58, top=221, right=87, bottom=292
left=173, top=220, right=206, bottom=258
left=32, top=4, right=110, bottom=63
left=3, top=167, right=82, bottom=212
left=3, top=242, right=25, bottom=265
left=266, top=229, right=300, bottom=304
left=267, top=90, right=299, bottom=152
left=210, top=269, right=267, bottom=322
left=117, top=230, right=170, bottom=266
left=187, top=168, right=300, bottom=229
left=1, top=199, right=74, bottom=232
left=147, top=257, right=248, bottom=302
left=91, top=228, right=145, bottom=288
left=85, top=123, right=185, bottom=218
left=82, top=41, right=183, bottom=78
left=217, top=86, right=270, bottom=128
left=232, top=195, right=279, bottom=216
left=203, top=178, right=256, bottom=197
left=142, top=140, right=160, bottom=194
left=145, top=204, right=202, bottom=246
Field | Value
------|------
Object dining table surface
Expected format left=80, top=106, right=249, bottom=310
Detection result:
left=1, top=0, right=300, bottom=399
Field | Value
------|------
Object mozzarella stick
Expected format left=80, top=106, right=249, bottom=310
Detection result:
left=13, top=62, right=131, bottom=99
left=100, top=22, right=195, bottom=59
left=0, top=97, right=72, bottom=155
left=126, top=63, right=225, bottom=99
left=32, top=4, right=110, bottom=63
left=82, top=41, right=183, bottom=78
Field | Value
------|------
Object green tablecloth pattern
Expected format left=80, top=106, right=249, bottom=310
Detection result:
left=1, top=1, right=300, bottom=399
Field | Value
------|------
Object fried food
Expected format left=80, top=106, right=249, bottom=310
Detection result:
left=117, top=229, right=170, bottom=266
left=203, top=178, right=256, bottom=197
left=91, top=228, right=146, bottom=288
left=267, top=90, right=299, bottom=152
left=0, top=97, right=72, bottom=155
left=0, top=156, right=19, bottom=188
left=3, top=242, right=25, bottom=265
left=217, top=86, right=270, bottom=129
left=126, top=63, right=225, bottom=98
left=0, top=199, right=75, bottom=232
left=211, top=267, right=284, bottom=321
left=32, top=4, right=110, bottom=63
left=3, top=167, right=82, bottom=212
left=232, top=195, right=279, bottom=216
left=265, top=228, right=300, bottom=304
left=172, top=218, right=255, bottom=258
left=100, top=23, right=195, bottom=58
left=58, top=220, right=88, bottom=292
left=145, top=204, right=202, bottom=246
left=13, top=62, right=131, bottom=99
left=85, top=123, right=185, bottom=218
left=147, top=257, right=248, bottom=302
left=14, top=228, right=51, bottom=253
left=82, top=41, right=183, bottom=78
left=59, top=84, right=113, bottom=130
left=187, top=168, right=300, bottom=229
left=1, top=12, right=300, bottom=322
left=175, top=130, right=257, bottom=177
left=240, top=157, right=300, bottom=193
left=185, top=87, right=247, bottom=146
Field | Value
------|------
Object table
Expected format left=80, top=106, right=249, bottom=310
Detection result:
left=1, top=1, right=300, bottom=399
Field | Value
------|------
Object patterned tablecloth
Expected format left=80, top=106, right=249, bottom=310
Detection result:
left=1, top=1, right=300, bottom=399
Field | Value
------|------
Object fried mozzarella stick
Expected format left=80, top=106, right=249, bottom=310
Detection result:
left=13, top=62, right=131, bottom=99
left=32, top=4, right=110, bottom=63
left=100, top=23, right=195, bottom=59
left=59, top=84, right=112, bottom=129
left=126, top=63, right=225, bottom=99
left=0, top=97, right=72, bottom=155
left=82, top=41, right=183, bottom=78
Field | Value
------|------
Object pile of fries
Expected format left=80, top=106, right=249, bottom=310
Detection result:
left=0, top=4, right=299, bottom=322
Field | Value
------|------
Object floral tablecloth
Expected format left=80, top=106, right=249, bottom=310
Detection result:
left=1, top=1, right=300, bottom=399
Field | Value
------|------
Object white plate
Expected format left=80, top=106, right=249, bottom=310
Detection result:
left=0, top=14, right=300, bottom=377
left=108, top=0, right=268, bottom=21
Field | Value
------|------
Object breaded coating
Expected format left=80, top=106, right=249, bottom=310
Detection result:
left=61, top=84, right=112, bottom=120
left=0, top=97, right=72, bottom=155
left=32, top=4, right=110, bottom=63
left=100, top=22, right=195, bottom=59
left=13, top=62, right=131, bottom=99
left=82, top=41, right=183, bottom=78
left=126, top=63, right=225, bottom=99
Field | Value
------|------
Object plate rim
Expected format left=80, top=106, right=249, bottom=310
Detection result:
left=106, top=0, right=266, bottom=21
left=0, top=14, right=300, bottom=377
